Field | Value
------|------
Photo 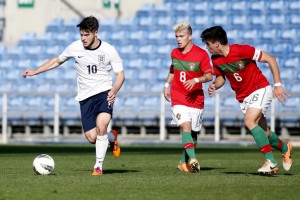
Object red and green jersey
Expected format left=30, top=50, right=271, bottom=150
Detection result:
left=170, top=44, right=212, bottom=109
left=212, top=44, right=270, bottom=102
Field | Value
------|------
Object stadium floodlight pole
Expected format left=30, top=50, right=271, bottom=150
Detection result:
left=214, top=91, right=220, bottom=142
left=2, top=93, right=7, bottom=144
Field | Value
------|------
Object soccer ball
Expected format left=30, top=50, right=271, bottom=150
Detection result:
left=33, top=154, right=55, bottom=175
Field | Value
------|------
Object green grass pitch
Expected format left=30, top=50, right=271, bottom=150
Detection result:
left=0, top=144, right=299, bottom=200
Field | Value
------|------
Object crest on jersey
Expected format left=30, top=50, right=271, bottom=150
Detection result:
left=176, top=113, right=181, bottom=120
left=237, top=60, right=245, bottom=69
left=189, top=63, right=195, bottom=71
left=98, top=55, right=105, bottom=64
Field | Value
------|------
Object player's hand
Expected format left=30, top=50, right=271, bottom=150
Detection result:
left=22, top=69, right=35, bottom=78
left=107, top=89, right=116, bottom=104
left=184, top=79, right=197, bottom=90
left=163, top=87, right=171, bottom=102
left=273, top=86, right=289, bottom=104
left=208, top=83, right=216, bottom=96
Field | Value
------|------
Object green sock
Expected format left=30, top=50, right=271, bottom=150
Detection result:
left=269, top=131, right=288, bottom=153
left=180, top=151, right=189, bottom=163
left=250, top=126, right=276, bottom=164
left=181, top=131, right=198, bottom=163
left=182, top=132, right=196, bottom=159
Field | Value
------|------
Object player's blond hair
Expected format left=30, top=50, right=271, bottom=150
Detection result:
left=173, top=22, right=192, bottom=35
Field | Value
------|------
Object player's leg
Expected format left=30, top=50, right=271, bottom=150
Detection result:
left=107, top=129, right=121, bottom=158
left=258, top=117, right=293, bottom=171
left=245, top=107, right=278, bottom=174
left=172, top=105, right=197, bottom=172
left=93, top=112, right=111, bottom=174
left=243, top=87, right=278, bottom=174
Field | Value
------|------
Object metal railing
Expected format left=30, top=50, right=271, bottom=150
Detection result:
left=1, top=91, right=300, bottom=144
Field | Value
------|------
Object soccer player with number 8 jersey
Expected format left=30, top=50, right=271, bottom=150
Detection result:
left=201, top=26, right=292, bottom=175
left=164, top=22, right=213, bottom=172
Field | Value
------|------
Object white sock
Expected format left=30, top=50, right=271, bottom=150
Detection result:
left=107, top=131, right=115, bottom=143
left=94, top=134, right=109, bottom=169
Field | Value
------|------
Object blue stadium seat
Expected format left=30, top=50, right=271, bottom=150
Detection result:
left=119, top=44, right=137, bottom=57
left=249, top=1, right=268, bottom=14
left=147, top=30, right=167, bottom=42
left=157, top=43, right=172, bottom=55
left=288, top=0, right=300, bottom=13
left=270, top=43, right=291, bottom=57
left=260, top=29, right=278, bottom=43
left=226, top=29, right=241, bottom=44
left=0, top=80, right=14, bottom=92
left=288, top=14, right=300, bottom=27
left=290, top=83, right=300, bottom=93
left=191, top=1, right=210, bottom=14
left=250, top=15, right=267, bottom=29
left=191, top=15, right=212, bottom=27
left=220, top=95, right=243, bottom=125
left=279, top=28, right=298, bottom=42
left=138, top=69, right=156, bottom=81
left=15, top=81, right=35, bottom=92
left=292, top=44, right=300, bottom=56
left=138, top=43, right=155, bottom=55
left=128, top=30, right=145, bottom=42
left=125, top=68, right=138, bottom=81
left=268, top=0, right=286, bottom=14
left=280, top=69, right=295, bottom=81
left=268, top=14, right=286, bottom=28
left=211, top=1, right=229, bottom=14
left=240, top=29, right=260, bottom=44
left=140, top=95, right=161, bottom=114
left=8, top=95, right=25, bottom=112
left=230, top=1, right=247, bottom=14
left=285, top=57, right=299, bottom=69
left=212, top=15, right=230, bottom=27
left=110, top=30, right=128, bottom=42
left=277, top=97, right=300, bottom=126
left=231, top=15, right=249, bottom=29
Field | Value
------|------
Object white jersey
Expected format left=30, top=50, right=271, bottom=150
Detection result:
left=59, top=39, right=123, bottom=101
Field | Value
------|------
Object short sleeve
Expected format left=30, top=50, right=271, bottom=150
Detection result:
left=110, top=46, right=123, bottom=72
left=58, top=44, right=73, bottom=62
left=240, top=44, right=262, bottom=61
left=200, top=51, right=213, bottom=74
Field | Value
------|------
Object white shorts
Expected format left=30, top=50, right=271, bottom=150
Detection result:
left=171, top=105, right=204, bottom=131
left=239, top=85, right=273, bottom=116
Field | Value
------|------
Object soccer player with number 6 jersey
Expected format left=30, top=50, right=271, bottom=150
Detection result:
left=22, top=16, right=125, bottom=176
left=201, top=26, right=292, bottom=175
left=164, top=22, right=213, bottom=173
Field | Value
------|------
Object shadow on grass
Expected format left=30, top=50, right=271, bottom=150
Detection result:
left=223, top=171, right=293, bottom=177
left=79, top=169, right=140, bottom=174
left=201, top=167, right=225, bottom=171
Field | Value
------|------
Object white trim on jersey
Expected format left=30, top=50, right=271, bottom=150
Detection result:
left=58, top=40, right=123, bottom=101
left=252, top=49, right=262, bottom=61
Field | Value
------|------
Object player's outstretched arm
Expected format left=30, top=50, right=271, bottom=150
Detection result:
left=22, top=57, right=63, bottom=78
left=259, top=51, right=289, bottom=104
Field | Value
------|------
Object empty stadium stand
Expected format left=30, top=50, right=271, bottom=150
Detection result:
left=1, top=0, right=300, bottom=139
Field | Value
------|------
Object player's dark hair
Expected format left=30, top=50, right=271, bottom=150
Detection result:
left=200, top=26, right=228, bottom=45
left=77, top=16, right=99, bottom=32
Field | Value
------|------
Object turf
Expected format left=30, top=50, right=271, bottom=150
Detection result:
left=0, top=144, right=299, bottom=200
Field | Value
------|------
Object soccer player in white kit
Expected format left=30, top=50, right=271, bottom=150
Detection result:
left=22, top=16, right=125, bottom=176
